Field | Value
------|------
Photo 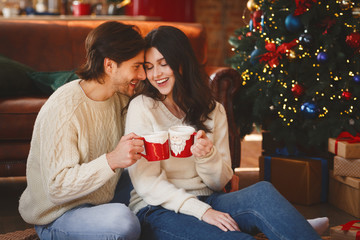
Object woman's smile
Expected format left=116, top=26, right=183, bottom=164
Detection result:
left=156, top=77, right=169, bottom=85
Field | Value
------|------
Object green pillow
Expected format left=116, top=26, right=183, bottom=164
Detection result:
left=29, top=70, right=79, bottom=95
left=0, top=54, right=38, bottom=97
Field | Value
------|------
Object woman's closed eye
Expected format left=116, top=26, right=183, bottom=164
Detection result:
left=144, top=63, right=153, bottom=71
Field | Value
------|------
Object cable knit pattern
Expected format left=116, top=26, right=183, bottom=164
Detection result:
left=19, top=80, right=129, bottom=225
left=125, top=95, right=233, bottom=220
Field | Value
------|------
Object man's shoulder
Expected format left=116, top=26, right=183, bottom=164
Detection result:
left=38, top=80, right=84, bottom=120
left=114, top=92, right=130, bottom=107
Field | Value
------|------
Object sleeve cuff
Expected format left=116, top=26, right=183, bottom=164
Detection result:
left=179, top=197, right=212, bottom=220
left=99, top=154, right=118, bottom=177
left=195, top=146, right=216, bottom=163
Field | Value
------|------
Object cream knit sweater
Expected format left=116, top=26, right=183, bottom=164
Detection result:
left=125, top=95, right=233, bottom=220
left=19, top=80, right=129, bottom=225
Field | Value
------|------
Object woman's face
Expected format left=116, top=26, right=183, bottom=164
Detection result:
left=145, top=47, right=175, bottom=97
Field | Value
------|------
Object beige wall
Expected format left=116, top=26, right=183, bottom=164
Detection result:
left=195, top=0, right=248, bottom=67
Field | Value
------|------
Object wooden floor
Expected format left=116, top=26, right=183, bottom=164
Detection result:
left=0, top=132, right=357, bottom=236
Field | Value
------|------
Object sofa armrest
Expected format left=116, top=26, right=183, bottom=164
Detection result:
left=205, top=67, right=242, bottom=170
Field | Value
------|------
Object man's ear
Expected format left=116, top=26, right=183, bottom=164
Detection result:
left=104, top=57, right=114, bottom=74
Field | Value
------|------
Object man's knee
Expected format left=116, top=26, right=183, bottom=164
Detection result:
left=106, top=203, right=141, bottom=240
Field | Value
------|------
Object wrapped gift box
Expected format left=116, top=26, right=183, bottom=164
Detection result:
left=334, top=156, right=360, bottom=178
left=259, top=156, right=328, bottom=205
left=329, top=171, right=360, bottom=218
left=330, top=221, right=360, bottom=240
left=329, top=137, right=360, bottom=159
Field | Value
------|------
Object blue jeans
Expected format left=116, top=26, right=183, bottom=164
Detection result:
left=35, top=170, right=140, bottom=240
left=136, top=181, right=321, bottom=240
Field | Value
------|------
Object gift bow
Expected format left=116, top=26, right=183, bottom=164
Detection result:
left=294, top=0, right=317, bottom=16
left=341, top=220, right=360, bottom=240
left=335, top=132, right=360, bottom=155
left=259, top=39, right=298, bottom=67
left=319, top=17, right=336, bottom=35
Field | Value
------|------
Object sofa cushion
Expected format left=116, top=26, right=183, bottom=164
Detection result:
left=0, top=55, right=39, bottom=97
left=0, top=97, right=47, bottom=140
left=30, top=70, right=79, bottom=95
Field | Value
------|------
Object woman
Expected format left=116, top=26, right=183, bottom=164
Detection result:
left=125, top=26, right=327, bottom=240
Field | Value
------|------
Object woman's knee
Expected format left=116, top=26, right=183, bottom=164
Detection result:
left=252, top=181, right=276, bottom=192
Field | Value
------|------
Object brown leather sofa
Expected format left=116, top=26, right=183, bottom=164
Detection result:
left=0, top=19, right=242, bottom=177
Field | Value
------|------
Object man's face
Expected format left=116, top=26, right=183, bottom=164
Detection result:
left=110, top=50, right=146, bottom=97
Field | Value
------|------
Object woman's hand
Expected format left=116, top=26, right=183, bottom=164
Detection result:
left=202, top=208, right=240, bottom=232
left=191, top=130, right=213, bottom=158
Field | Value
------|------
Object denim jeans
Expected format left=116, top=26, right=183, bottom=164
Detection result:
left=35, top=170, right=140, bottom=240
left=136, top=181, right=321, bottom=240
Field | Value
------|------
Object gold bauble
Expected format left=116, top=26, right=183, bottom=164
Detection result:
left=288, top=50, right=296, bottom=59
left=247, top=0, right=258, bottom=12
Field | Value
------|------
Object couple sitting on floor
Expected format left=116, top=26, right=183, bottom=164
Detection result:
left=19, top=21, right=328, bottom=240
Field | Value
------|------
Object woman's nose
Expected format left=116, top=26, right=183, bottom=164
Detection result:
left=153, top=66, right=162, bottom=77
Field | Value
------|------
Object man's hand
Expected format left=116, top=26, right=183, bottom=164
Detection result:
left=202, top=208, right=240, bottom=232
left=191, top=130, right=213, bottom=158
left=106, top=132, right=144, bottom=170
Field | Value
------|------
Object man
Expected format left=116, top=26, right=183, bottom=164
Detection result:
left=19, top=21, right=146, bottom=240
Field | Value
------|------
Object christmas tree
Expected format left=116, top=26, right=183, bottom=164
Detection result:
left=228, top=0, right=360, bottom=153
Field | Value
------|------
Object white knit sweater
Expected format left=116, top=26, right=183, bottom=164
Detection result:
left=19, top=80, right=129, bottom=225
left=125, top=95, right=233, bottom=220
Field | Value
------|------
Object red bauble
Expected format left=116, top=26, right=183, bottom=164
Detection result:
left=238, top=35, right=242, bottom=40
left=346, top=32, right=360, bottom=49
left=291, top=84, right=305, bottom=97
left=342, top=91, right=352, bottom=100
left=246, top=32, right=253, bottom=37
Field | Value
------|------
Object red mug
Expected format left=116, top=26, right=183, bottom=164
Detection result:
left=168, top=126, right=196, bottom=158
left=139, top=131, right=170, bottom=161
left=72, top=1, right=91, bottom=16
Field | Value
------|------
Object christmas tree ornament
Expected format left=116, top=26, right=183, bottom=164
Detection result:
left=320, top=17, right=336, bottom=35
left=250, top=48, right=262, bottom=65
left=247, top=0, right=258, bottom=12
left=299, top=31, right=313, bottom=47
left=346, top=32, right=360, bottom=49
left=291, top=84, right=305, bottom=97
left=300, top=102, right=318, bottom=119
left=260, top=14, right=268, bottom=33
left=250, top=10, right=263, bottom=31
left=317, top=52, right=328, bottom=63
left=285, top=14, right=303, bottom=32
left=342, top=90, right=352, bottom=100
left=353, top=75, right=360, bottom=83
left=253, top=10, right=262, bottom=23
left=287, top=49, right=296, bottom=59
left=238, top=35, right=242, bottom=40
left=294, top=0, right=317, bottom=15
left=246, top=32, right=253, bottom=37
